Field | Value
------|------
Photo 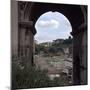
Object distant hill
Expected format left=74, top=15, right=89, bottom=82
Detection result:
left=35, top=37, right=73, bottom=55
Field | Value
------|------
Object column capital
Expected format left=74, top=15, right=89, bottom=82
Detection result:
left=19, top=20, right=36, bottom=35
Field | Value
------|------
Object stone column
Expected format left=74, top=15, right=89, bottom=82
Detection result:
left=19, top=20, right=35, bottom=67
left=79, top=24, right=87, bottom=85
left=72, top=31, right=82, bottom=85
left=19, top=28, right=26, bottom=57
left=71, top=23, right=87, bottom=85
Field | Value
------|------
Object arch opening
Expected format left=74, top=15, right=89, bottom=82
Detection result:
left=34, top=11, right=73, bottom=84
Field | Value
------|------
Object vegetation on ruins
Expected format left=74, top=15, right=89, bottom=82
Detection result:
left=12, top=56, right=71, bottom=89
left=35, top=37, right=72, bottom=56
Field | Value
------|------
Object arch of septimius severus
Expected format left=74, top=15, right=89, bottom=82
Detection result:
left=11, top=0, right=87, bottom=85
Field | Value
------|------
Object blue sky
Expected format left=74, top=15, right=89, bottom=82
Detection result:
left=35, top=11, right=72, bottom=43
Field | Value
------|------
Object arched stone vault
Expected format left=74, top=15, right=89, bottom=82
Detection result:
left=24, top=2, right=87, bottom=85
left=11, top=0, right=87, bottom=86
left=29, top=3, right=84, bottom=29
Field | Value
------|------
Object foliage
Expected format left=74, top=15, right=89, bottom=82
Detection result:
left=12, top=56, right=70, bottom=89
left=35, top=44, right=46, bottom=54
left=63, top=38, right=72, bottom=45
left=35, top=38, right=72, bottom=56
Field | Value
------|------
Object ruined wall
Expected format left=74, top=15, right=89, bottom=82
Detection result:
left=11, top=1, right=36, bottom=66
left=18, top=1, right=35, bottom=66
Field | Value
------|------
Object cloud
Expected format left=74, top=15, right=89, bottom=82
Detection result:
left=35, top=11, right=72, bottom=43
left=36, top=19, right=60, bottom=29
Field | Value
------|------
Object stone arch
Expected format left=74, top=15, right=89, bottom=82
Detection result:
left=13, top=1, right=87, bottom=85
left=25, top=2, right=87, bottom=85
left=30, top=3, right=84, bottom=29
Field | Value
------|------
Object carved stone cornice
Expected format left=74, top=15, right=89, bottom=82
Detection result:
left=18, top=20, right=36, bottom=35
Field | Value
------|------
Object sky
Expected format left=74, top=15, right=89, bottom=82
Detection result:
left=35, top=11, right=72, bottom=43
